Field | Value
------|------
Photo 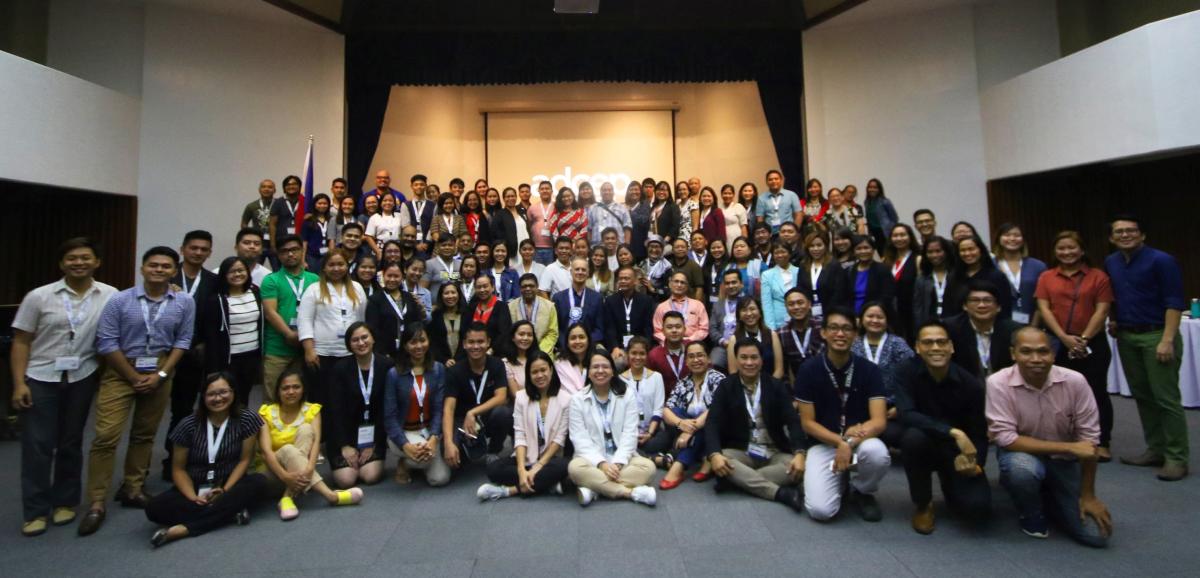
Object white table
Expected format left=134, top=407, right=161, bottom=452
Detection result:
left=1107, top=317, right=1200, bottom=408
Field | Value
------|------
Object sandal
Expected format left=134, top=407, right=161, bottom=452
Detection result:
left=335, top=488, right=364, bottom=506
left=656, top=453, right=675, bottom=470
left=278, top=497, right=299, bottom=521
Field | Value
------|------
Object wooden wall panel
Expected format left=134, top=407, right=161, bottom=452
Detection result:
left=0, top=180, right=137, bottom=306
left=987, top=151, right=1200, bottom=298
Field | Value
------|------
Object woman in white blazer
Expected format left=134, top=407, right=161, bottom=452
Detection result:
left=567, top=350, right=658, bottom=507
left=477, top=351, right=572, bottom=499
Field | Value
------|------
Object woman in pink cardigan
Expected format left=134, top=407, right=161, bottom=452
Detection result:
left=476, top=351, right=573, bottom=499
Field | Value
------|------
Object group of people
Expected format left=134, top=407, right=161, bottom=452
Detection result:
left=11, top=168, right=1189, bottom=552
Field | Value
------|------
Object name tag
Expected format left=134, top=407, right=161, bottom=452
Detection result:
left=55, top=356, right=82, bottom=371
left=197, top=485, right=213, bottom=498
left=747, top=443, right=769, bottom=461
left=287, top=317, right=298, bottom=329
left=622, top=334, right=633, bottom=348
left=319, top=246, right=329, bottom=255
left=1012, top=311, right=1031, bottom=324
left=811, top=303, right=824, bottom=319
left=357, top=425, right=375, bottom=447
left=395, top=338, right=402, bottom=351
left=440, top=271, right=450, bottom=280
left=134, top=357, right=158, bottom=372
left=417, top=427, right=431, bottom=441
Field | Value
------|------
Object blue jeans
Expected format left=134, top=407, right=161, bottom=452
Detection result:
left=534, top=248, right=555, bottom=265
left=21, top=374, right=99, bottom=520
left=996, top=448, right=1108, bottom=548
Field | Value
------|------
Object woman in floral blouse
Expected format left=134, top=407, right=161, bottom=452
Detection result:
left=658, top=341, right=725, bottom=490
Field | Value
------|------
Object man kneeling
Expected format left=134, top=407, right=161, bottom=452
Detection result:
left=986, top=327, right=1112, bottom=547
left=705, top=338, right=806, bottom=512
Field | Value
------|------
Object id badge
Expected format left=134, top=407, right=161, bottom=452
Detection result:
left=440, top=271, right=450, bottom=280
left=357, top=425, right=375, bottom=447
left=319, top=246, right=329, bottom=255
left=1012, top=311, right=1031, bottom=324
left=206, top=469, right=215, bottom=482
left=134, top=357, right=158, bottom=372
left=197, top=486, right=213, bottom=498
left=747, top=443, right=769, bottom=461
left=395, top=338, right=402, bottom=351
left=54, top=356, right=82, bottom=371
left=417, top=427, right=431, bottom=440
left=622, top=334, right=633, bottom=348
left=811, top=303, right=824, bottom=319
left=287, top=317, right=298, bottom=329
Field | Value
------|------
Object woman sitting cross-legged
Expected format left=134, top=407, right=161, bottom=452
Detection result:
left=257, top=370, right=363, bottom=520
left=477, top=351, right=573, bottom=500
left=567, top=350, right=658, bottom=507
left=658, top=342, right=725, bottom=490
left=326, top=322, right=392, bottom=488
left=146, top=372, right=266, bottom=547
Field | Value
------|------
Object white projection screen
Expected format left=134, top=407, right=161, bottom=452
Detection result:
left=485, top=110, right=675, bottom=202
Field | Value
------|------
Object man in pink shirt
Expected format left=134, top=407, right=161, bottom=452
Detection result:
left=986, top=327, right=1112, bottom=547
left=651, top=272, right=709, bottom=346
left=527, top=181, right=556, bottom=265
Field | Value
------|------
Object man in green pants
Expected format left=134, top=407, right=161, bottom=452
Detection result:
left=1105, top=215, right=1188, bottom=481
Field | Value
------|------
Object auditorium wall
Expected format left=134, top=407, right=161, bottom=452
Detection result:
left=367, top=82, right=780, bottom=198
left=803, top=0, right=1061, bottom=240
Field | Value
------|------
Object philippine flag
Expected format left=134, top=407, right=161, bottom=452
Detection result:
left=296, top=136, right=314, bottom=234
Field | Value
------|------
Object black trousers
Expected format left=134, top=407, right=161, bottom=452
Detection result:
left=145, top=473, right=266, bottom=536
left=1057, top=334, right=1113, bottom=447
left=453, top=407, right=514, bottom=459
left=879, top=418, right=906, bottom=449
left=225, top=351, right=263, bottom=408
left=486, top=456, right=570, bottom=494
left=302, top=354, right=347, bottom=407
left=899, top=427, right=992, bottom=517
left=164, top=351, right=205, bottom=466
left=637, top=426, right=673, bottom=457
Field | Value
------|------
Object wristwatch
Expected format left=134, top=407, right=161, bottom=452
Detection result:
left=157, top=370, right=169, bottom=380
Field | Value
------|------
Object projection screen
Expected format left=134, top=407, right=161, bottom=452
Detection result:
left=485, top=110, right=675, bottom=202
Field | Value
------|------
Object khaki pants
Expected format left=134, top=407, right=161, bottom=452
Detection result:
left=568, top=456, right=655, bottom=499
left=261, top=354, right=298, bottom=404
left=85, top=364, right=172, bottom=503
left=264, top=423, right=323, bottom=494
left=721, top=449, right=796, bottom=501
left=390, top=430, right=451, bottom=486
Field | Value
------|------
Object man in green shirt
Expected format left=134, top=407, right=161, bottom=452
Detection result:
left=260, top=234, right=318, bottom=402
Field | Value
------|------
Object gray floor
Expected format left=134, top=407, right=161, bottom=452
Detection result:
left=1, top=396, right=1197, bottom=578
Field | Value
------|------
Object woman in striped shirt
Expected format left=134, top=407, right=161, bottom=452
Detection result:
left=549, top=186, right=589, bottom=241
left=200, top=257, right=263, bottom=406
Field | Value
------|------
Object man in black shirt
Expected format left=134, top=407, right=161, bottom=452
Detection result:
left=442, top=323, right=511, bottom=472
left=603, top=265, right=655, bottom=369
left=269, top=175, right=303, bottom=256
left=945, top=279, right=1020, bottom=379
left=706, top=338, right=807, bottom=512
left=240, top=179, right=276, bottom=267
left=894, top=321, right=991, bottom=534
left=795, top=308, right=890, bottom=522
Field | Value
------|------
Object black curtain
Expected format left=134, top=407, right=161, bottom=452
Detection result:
left=346, top=29, right=804, bottom=193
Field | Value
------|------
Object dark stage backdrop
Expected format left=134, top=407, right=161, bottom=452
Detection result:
left=988, top=151, right=1200, bottom=298
left=346, top=29, right=804, bottom=196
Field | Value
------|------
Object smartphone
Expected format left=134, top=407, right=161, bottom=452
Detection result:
left=457, top=427, right=477, bottom=440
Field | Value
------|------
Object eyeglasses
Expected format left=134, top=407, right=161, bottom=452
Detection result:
left=1112, top=227, right=1140, bottom=237
left=206, top=389, right=233, bottom=399
left=824, top=324, right=856, bottom=335
left=917, top=338, right=951, bottom=347
left=966, top=297, right=996, bottom=305
left=280, top=247, right=302, bottom=254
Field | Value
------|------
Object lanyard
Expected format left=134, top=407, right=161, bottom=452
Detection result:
left=471, top=370, right=489, bottom=405
left=789, top=326, right=812, bottom=358
left=591, top=391, right=616, bottom=435
left=622, top=297, right=634, bottom=333
left=330, top=284, right=352, bottom=322
left=666, top=349, right=685, bottom=380
left=412, top=374, right=427, bottom=423
left=743, top=381, right=761, bottom=430
left=823, top=357, right=856, bottom=434
left=286, top=275, right=308, bottom=302
left=690, top=251, right=705, bottom=266
left=317, top=219, right=328, bottom=237
left=976, top=332, right=992, bottom=373
left=442, top=215, right=454, bottom=233
left=998, top=259, right=1022, bottom=294
left=385, top=291, right=407, bottom=320
left=810, top=265, right=823, bottom=295
left=932, top=271, right=948, bottom=304
left=521, top=298, right=540, bottom=323
left=591, top=274, right=603, bottom=292
left=670, top=298, right=689, bottom=318
left=892, top=252, right=911, bottom=281
left=285, top=199, right=297, bottom=218
left=357, top=357, right=375, bottom=420
left=462, top=281, right=475, bottom=300
left=414, top=201, right=426, bottom=234
left=206, top=417, right=229, bottom=467
left=863, top=334, right=888, bottom=365
left=139, top=296, right=167, bottom=351
left=769, top=194, right=782, bottom=222
left=61, top=291, right=92, bottom=340
left=180, top=274, right=200, bottom=297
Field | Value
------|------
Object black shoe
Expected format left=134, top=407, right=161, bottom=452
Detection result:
left=117, top=487, right=152, bottom=509
left=234, top=508, right=251, bottom=526
left=713, top=477, right=733, bottom=494
left=850, top=489, right=882, bottom=522
left=774, top=486, right=805, bottom=513
left=150, top=528, right=170, bottom=548
left=77, top=509, right=106, bottom=536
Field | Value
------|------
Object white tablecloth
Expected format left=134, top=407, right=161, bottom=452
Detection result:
left=1107, top=317, right=1200, bottom=408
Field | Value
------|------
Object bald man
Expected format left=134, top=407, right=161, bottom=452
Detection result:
left=360, top=169, right=407, bottom=211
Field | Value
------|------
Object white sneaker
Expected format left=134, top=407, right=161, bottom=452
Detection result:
left=630, top=485, right=657, bottom=507
left=476, top=483, right=509, bottom=501
left=553, top=482, right=564, bottom=495
left=577, top=486, right=596, bottom=507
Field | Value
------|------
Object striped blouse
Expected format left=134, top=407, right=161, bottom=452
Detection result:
left=225, top=292, right=260, bottom=355
left=549, top=208, right=588, bottom=240
left=168, top=408, right=263, bottom=488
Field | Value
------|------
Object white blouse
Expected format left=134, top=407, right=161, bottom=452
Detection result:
left=297, top=280, right=367, bottom=357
